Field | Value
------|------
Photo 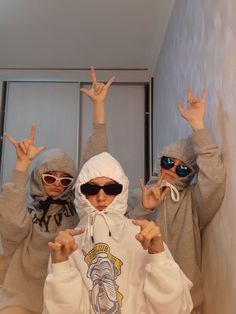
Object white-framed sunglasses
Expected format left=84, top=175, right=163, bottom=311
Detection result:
left=41, top=174, right=74, bottom=188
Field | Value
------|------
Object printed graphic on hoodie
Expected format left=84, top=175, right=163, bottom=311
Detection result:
left=84, top=243, right=123, bottom=314
left=29, top=203, right=77, bottom=232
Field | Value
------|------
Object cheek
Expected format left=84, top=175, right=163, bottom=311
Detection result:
left=86, top=195, right=97, bottom=205
left=107, top=195, right=116, bottom=204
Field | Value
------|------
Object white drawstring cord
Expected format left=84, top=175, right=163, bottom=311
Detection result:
left=88, top=211, right=112, bottom=243
left=160, top=180, right=180, bottom=202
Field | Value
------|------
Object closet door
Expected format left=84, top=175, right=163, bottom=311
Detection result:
left=80, top=84, right=145, bottom=189
left=1, top=82, right=80, bottom=184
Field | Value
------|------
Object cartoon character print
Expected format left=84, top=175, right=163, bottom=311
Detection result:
left=84, top=243, right=123, bottom=314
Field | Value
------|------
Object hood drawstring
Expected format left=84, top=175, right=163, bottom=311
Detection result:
left=160, top=181, right=180, bottom=202
left=83, top=211, right=113, bottom=245
left=38, top=197, right=68, bottom=211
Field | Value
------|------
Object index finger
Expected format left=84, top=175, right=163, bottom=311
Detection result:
left=139, top=179, right=146, bottom=193
left=90, top=66, right=97, bottom=85
left=64, top=228, right=85, bottom=237
left=4, top=132, right=17, bottom=146
left=132, top=219, right=149, bottom=229
left=28, top=123, right=36, bottom=143
left=155, top=173, right=165, bottom=189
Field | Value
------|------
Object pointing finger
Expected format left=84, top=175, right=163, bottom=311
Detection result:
left=65, top=228, right=85, bottom=237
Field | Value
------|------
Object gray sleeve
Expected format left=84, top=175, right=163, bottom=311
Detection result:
left=79, top=123, right=108, bottom=170
left=191, top=128, right=226, bottom=229
left=0, top=170, right=32, bottom=255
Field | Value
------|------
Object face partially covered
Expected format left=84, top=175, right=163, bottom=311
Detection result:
left=160, top=156, right=191, bottom=182
left=81, top=177, right=122, bottom=211
left=41, top=171, right=74, bottom=197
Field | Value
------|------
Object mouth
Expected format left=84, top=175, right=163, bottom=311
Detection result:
left=96, top=206, right=107, bottom=211
left=163, top=172, right=176, bottom=180
left=50, top=188, right=63, bottom=193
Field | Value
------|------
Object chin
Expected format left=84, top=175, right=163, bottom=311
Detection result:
left=48, top=191, right=63, bottom=197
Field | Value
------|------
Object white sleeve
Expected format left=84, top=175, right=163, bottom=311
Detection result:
left=144, top=245, right=193, bottom=314
left=43, top=260, right=91, bottom=314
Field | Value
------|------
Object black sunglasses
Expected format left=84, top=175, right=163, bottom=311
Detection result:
left=81, top=183, right=123, bottom=196
left=160, top=156, right=191, bottom=177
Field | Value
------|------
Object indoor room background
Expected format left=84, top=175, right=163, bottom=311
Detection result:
left=0, top=0, right=235, bottom=313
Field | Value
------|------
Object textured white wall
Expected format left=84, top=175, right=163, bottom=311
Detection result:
left=153, top=0, right=236, bottom=313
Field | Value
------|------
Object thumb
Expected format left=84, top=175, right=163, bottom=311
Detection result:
left=132, top=219, right=147, bottom=229
left=80, top=88, right=90, bottom=96
left=38, top=146, right=46, bottom=153
left=177, top=101, right=184, bottom=116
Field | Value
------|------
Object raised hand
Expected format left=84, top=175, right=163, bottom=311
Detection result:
left=4, top=124, right=45, bottom=171
left=80, top=66, right=115, bottom=104
left=178, top=87, right=206, bottom=131
left=140, top=175, right=170, bottom=210
left=132, top=220, right=164, bottom=254
left=48, top=228, right=85, bottom=264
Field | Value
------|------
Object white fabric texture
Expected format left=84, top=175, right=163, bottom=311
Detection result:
left=44, top=152, right=193, bottom=314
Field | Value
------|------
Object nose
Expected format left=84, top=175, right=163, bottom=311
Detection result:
left=97, top=189, right=106, bottom=201
left=170, top=163, right=177, bottom=172
left=54, top=179, right=60, bottom=186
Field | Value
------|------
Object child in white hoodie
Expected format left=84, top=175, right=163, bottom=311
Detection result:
left=43, top=152, right=193, bottom=314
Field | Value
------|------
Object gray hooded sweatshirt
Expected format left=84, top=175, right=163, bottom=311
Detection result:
left=129, top=128, right=226, bottom=310
left=0, top=123, right=107, bottom=313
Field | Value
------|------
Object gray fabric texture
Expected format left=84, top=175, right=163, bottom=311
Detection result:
left=128, top=128, right=226, bottom=310
left=0, top=123, right=108, bottom=312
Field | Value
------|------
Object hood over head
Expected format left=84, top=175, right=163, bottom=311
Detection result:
left=75, top=152, right=129, bottom=217
left=154, top=136, right=198, bottom=189
left=30, top=148, right=77, bottom=201
left=74, top=152, right=129, bottom=246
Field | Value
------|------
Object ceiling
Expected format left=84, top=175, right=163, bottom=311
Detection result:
left=0, top=0, right=175, bottom=74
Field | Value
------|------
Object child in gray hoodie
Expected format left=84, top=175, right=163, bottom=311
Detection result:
left=128, top=88, right=226, bottom=313
left=0, top=67, right=113, bottom=314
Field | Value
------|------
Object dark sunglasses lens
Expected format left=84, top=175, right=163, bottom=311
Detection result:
left=176, top=165, right=191, bottom=177
left=103, top=184, right=123, bottom=195
left=161, top=156, right=174, bottom=169
left=43, top=175, right=56, bottom=184
left=81, top=183, right=100, bottom=195
left=60, top=178, right=73, bottom=187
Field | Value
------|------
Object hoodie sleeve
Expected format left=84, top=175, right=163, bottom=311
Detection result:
left=144, top=246, right=193, bottom=314
left=0, top=169, right=32, bottom=255
left=191, top=128, right=226, bottom=229
left=43, top=260, right=90, bottom=314
left=79, top=123, right=108, bottom=169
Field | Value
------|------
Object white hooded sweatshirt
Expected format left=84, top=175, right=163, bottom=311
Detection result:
left=43, top=152, right=193, bottom=314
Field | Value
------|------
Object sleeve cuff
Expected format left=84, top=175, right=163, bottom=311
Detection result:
left=147, top=250, right=169, bottom=265
left=93, top=123, right=106, bottom=133
left=52, top=260, right=71, bottom=274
